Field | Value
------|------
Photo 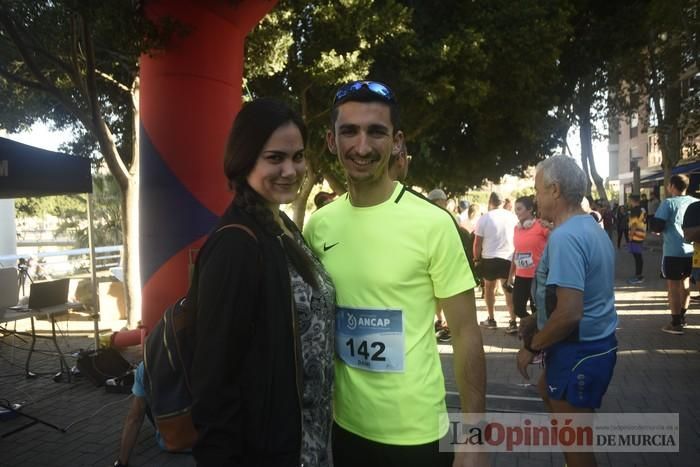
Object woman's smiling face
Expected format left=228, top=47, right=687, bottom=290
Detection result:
left=246, top=122, right=306, bottom=206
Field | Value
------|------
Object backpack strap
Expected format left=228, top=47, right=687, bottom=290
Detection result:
left=215, top=223, right=258, bottom=242
left=191, top=223, right=259, bottom=289
left=182, top=223, right=260, bottom=327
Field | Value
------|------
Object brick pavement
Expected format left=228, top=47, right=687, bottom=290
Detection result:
left=1, top=241, right=698, bottom=466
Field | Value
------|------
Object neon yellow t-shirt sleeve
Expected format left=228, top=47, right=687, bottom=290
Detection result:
left=428, top=216, right=476, bottom=298
left=303, top=212, right=320, bottom=255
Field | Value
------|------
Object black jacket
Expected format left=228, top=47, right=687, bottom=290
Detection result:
left=190, top=203, right=302, bottom=466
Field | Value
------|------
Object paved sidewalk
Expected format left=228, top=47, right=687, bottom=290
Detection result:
left=1, top=243, right=698, bottom=466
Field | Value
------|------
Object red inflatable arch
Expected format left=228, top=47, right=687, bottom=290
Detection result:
left=112, top=0, right=277, bottom=347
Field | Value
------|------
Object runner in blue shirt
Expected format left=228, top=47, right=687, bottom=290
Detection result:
left=518, top=155, right=617, bottom=467
left=651, top=174, right=695, bottom=334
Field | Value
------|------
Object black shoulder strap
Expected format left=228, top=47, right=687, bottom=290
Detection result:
left=185, top=223, right=260, bottom=317
left=215, top=223, right=258, bottom=241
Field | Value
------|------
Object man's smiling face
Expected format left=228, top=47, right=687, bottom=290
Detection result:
left=328, top=101, right=401, bottom=186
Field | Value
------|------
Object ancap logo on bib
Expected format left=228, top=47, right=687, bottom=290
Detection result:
left=347, top=313, right=357, bottom=330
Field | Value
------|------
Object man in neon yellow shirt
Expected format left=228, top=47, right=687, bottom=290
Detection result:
left=304, top=81, right=487, bottom=467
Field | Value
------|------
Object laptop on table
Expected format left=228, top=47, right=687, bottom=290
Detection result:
left=5, top=278, right=71, bottom=313
left=27, top=278, right=70, bottom=310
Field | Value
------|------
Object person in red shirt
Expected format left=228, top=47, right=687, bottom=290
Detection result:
left=507, top=195, right=550, bottom=324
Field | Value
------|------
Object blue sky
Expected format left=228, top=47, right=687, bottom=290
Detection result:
left=3, top=123, right=73, bottom=153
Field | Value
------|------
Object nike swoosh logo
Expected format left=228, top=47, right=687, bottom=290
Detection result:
left=323, top=242, right=339, bottom=251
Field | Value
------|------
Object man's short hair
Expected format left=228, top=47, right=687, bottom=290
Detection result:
left=489, top=192, right=503, bottom=207
left=629, top=194, right=640, bottom=203
left=314, top=191, right=336, bottom=209
left=670, top=174, right=689, bottom=193
left=427, top=188, right=447, bottom=201
left=330, top=80, right=400, bottom=130
left=536, top=155, right=586, bottom=206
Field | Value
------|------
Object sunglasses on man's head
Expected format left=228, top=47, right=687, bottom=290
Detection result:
left=333, top=80, right=395, bottom=105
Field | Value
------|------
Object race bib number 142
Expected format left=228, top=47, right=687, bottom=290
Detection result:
left=336, top=307, right=405, bottom=373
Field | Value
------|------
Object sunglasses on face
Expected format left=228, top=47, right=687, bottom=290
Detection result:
left=333, top=80, right=396, bottom=105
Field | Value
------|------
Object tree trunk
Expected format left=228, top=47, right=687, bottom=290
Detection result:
left=321, top=168, right=346, bottom=195
left=651, top=32, right=682, bottom=199
left=662, top=51, right=682, bottom=198
left=577, top=80, right=607, bottom=202
left=124, top=78, right=141, bottom=327
left=578, top=122, right=592, bottom=197
left=581, top=116, right=608, bottom=202
left=292, top=161, right=317, bottom=228
left=123, top=176, right=140, bottom=326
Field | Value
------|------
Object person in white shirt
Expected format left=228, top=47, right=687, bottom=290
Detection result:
left=474, top=192, right=519, bottom=333
left=458, top=199, right=470, bottom=229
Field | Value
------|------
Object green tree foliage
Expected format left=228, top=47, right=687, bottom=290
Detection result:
left=245, top=0, right=572, bottom=216
left=609, top=0, right=699, bottom=189
left=57, top=175, right=123, bottom=248
left=245, top=0, right=413, bottom=218
left=15, top=173, right=123, bottom=247
left=510, top=187, right=536, bottom=200
left=554, top=0, right=649, bottom=201
left=0, top=1, right=181, bottom=320
left=394, top=0, right=572, bottom=192
left=0, top=1, right=161, bottom=165
left=15, top=192, right=83, bottom=219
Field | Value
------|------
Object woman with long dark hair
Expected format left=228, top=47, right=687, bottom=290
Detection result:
left=190, top=98, right=335, bottom=466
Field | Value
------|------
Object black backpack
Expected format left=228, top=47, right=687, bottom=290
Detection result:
left=142, top=223, right=258, bottom=451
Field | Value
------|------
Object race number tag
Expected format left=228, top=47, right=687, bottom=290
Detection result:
left=336, top=307, right=404, bottom=373
left=515, top=252, right=534, bottom=269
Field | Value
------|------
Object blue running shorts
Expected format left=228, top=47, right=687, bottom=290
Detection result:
left=544, top=333, right=617, bottom=409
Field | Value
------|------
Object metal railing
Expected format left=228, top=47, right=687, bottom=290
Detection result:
left=0, top=245, right=123, bottom=279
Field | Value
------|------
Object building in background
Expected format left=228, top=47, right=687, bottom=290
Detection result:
left=609, top=69, right=700, bottom=204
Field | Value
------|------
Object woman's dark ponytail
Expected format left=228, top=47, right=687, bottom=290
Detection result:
left=233, top=183, right=319, bottom=289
